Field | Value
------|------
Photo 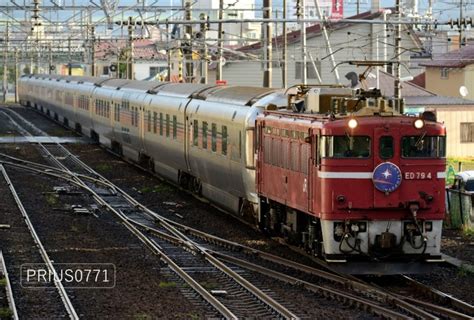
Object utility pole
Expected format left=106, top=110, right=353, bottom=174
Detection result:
left=199, top=13, right=208, bottom=84
left=357, top=0, right=360, bottom=15
left=91, top=25, right=96, bottom=76
left=460, top=0, right=464, bottom=48
left=297, top=0, right=307, bottom=84
left=184, top=1, right=193, bottom=83
left=383, top=10, right=388, bottom=72
left=166, top=21, right=171, bottom=81
left=394, top=0, right=403, bottom=113
left=216, top=0, right=224, bottom=82
left=3, top=21, right=9, bottom=103
left=14, top=48, right=18, bottom=103
left=128, top=16, right=134, bottom=80
left=68, top=37, right=72, bottom=76
left=282, top=0, right=287, bottom=88
left=263, top=0, right=272, bottom=87
left=49, top=43, right=52, bottom=75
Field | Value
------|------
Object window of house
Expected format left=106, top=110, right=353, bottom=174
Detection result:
left=202, top=121, right=208, bottom=149
left=441, top=68, right=449, bottom=79
left=461, top=123, right=474, bottom=143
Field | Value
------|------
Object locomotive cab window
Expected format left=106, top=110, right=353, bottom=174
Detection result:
left=379, top=136, right=394, bottom=159
left=321, top=136, right=370, bottom=158
left=401, top=135, right=446, bottom=158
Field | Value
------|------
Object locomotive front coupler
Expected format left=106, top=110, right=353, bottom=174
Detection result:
left=405, top=203, right=428, bottom=250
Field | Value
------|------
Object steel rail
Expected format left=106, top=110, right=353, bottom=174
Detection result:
left=0, top=165, right=79, bottom=320
left=0, top=155, right=449, bottom=320
left=0, top=112, right=239, bottom=319
left=401, top=275, right=474, bottom=317
left=4, top=108, right=472, bottom=319
left=0, top=250, right=19, bottom=320
left=132, top=221, right=408, bottom=320
left=42, top=153, right=300, bottom=319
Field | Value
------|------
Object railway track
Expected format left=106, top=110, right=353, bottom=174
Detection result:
left=1, top=106, right=473, bottom=319
left=0, top=250, right=18, bottom=320
left=0, top=164, right=78, bottom=319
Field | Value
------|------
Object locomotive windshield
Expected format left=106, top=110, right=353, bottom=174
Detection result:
left=401, top=135, right=446, bottom=158
left=321, top=136, right=371, bottom=158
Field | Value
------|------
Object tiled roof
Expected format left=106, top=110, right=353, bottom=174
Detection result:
left=419, top=45, right=474, bottom=68
left=95, top=39, right=166, bottom=61
left=364, top=70, right=434, bottom=97
left=409, top=72, right=425, bottom=88
left=404, top=95, right=474, bottom=106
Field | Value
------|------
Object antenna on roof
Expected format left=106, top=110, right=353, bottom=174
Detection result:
left=460, top=85, right=469, bottom=97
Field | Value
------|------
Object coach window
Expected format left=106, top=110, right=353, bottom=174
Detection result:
left=193, top=120, right=199, bottom=146
left=147, top=110, right=151, bottom=132
left=172, top=115, right=177, bottom=139
left=211, top=123, right=217, bottom=152
left=321, top=136, right=371, bottom=158
left=202, top=121, right=208, bottom=149
left=166, top=114, right=170, bottom=137
left=222, top=125, right=228, bottom=155
left=153, top=112, right=157, bottom=134
left=401, top=136, right=446, bottom=158
left=379, top=136, right=394, bottom=159
left=159, top=113, right=163, bottom=136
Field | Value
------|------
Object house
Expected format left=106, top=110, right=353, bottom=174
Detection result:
left=419, top=45, right=474, bottom=100
left=207, top=9, right=424, bottom=87
left=366, top=71, right=474, bottom=158
left=94, top=39, right=167, bottom=80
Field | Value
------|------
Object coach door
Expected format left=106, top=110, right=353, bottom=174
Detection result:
left=373, top=127, right=400, bottom=208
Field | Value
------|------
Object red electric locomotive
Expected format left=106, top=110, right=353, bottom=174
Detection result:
left=256, top=87, right=446, bottom=274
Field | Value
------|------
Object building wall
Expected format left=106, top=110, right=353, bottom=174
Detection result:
left=425, top=67, right=466, bottom=98
left=213, top=21, right=420, bottom=88
left=434, top=107, right=474, bottom=158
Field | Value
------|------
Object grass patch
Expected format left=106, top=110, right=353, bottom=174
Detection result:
left=45, top=193, right=59, bottom=206
left=200, top=281, right=218, bottom=290
left=140, top=184, right=174, bottom=194
left=158, top=281, right=177, bottom=288
left=95, top=163, right=112, bottom=172
left=0, top=308, right=12, bottom=318
left=0, top=278, right=7, bottom=286
left=458, top=264, right=474, bottom=277
left=462, top=226, right=474, bottom=238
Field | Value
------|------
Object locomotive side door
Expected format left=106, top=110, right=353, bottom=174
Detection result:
left=308, top=129, right=319, bottom=215
left=373, top=126, right=400, bottom=208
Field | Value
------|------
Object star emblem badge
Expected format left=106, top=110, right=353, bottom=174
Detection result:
left=382, top=169, right=392, bottom=179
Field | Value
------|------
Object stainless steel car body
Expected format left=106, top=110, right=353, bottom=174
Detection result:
left=18, top=75, right=282, bottom=214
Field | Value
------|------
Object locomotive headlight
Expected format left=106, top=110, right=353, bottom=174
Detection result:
left=424, top=221, right=433, bottom=232
left=414, top=119, right=424, bottom=129
left=348, top=118, right=358, bottom=129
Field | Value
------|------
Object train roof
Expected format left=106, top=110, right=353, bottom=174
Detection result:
left=25, top=74, right=279, bottom=106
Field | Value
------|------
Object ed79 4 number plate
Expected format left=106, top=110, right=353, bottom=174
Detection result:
left=404, top=172, right=432, bottom=180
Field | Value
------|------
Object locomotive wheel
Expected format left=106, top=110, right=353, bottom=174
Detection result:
left=191, top=178, right=202, bottom=195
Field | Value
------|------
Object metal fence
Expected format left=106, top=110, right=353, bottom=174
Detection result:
left=446, top=188, right=473, bottom=229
